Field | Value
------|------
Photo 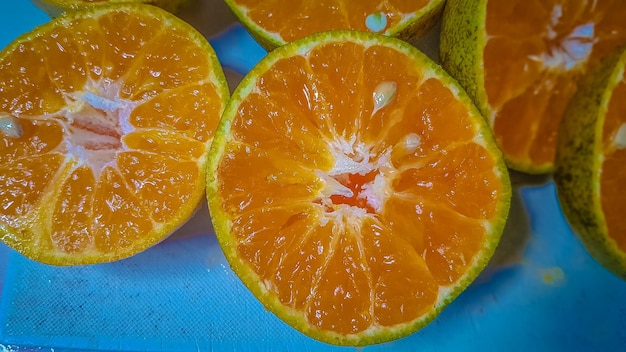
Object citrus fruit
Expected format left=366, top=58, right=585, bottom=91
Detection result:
left=555, top=47, right=626, bottom=280
left=33, top=0, right=190, bottom=17
left=0, top=3, right=229, bottom=265
left=223, top=0, right=446, bottom=50
left=440, top=0, right=626, bottom=174
left=206, top=30, right=511, bottom=345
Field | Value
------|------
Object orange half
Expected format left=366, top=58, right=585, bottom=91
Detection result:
left=224, top=0, right=446, bottom=50
left=441, top=0, right=626, bottom=173
left=0, top=4, right=228, bottom=265
left=207, top=30, right=511, bottom=345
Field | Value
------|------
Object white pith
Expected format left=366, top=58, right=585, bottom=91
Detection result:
left=62, top=79, right=137, bottom=176
left=313, top=79, right=404, bottom=221
left=529, top=5, right=595, bottom=72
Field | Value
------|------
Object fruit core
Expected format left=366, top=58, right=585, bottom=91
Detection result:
left=315, top=80, right=400, bottom=215
left=65, top=87, right=134, bottom=175
left=317, top=138, right=390, bottom=217
left=329, top=171, right=379, bottom=214
left=537, top=5, right=594, bottom=72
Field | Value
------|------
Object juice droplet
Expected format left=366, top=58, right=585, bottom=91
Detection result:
left=365, top=12, right=387, bottom=33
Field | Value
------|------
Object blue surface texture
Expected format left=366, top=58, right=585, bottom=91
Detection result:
left=0, top=1, right=625, bottom=352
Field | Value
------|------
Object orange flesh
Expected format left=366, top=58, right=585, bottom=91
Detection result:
left=216, top=41, right=504, bottom=333
left=601, top=74, right=626, bottom=253
left=0, top=8, right=224, bottom=262
left=484, top=0, right=626, bottom=170
left=231, top=0, right=431, bottom=42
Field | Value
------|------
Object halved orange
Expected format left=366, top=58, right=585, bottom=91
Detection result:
left=207, top=30, right=511, bottom=345
left=0, top=4, right=229, bottom=265
left=223, top=0, right=446, bottom=50
left=33, top=0, right=190, bottom=17
left=440, top=0, right=626, bottom=173
left=555, top=47, right=626, bottom=280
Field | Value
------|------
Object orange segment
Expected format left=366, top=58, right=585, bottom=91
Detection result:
left=121, top=27, right=211, bottom=101
left=92, top=166, right=154, bottom=252
left=224, top=0, right=446, bottom=49
left=0, top=119, right=64, bottom=164
left=441, top=0, right=626, bottom=173
left=308, top=229, right=373, bottom=334
left=71, top=17, right=107, bottom=81
left=130, top=83, right=223, bottom=143
left=40, top=25, right=90, bottom=93
left=51, top=166, right=96, bottom=254
left=98, top=9, right=165, bottom=82
left=216, top=142, right=323, bottom=214
left=207, top=31, right=510, bottom=346
left=0, top=154, right=65, bottom=226
left=0, top=4, right=228, bottom=265
left=117, top=151, right=199, bottom=223
left=0, top=40, right=67, bottom=115
left=230, top=93, right=332, bottom=169
left=361, top=219, right=438, bottom=327
left=122, top=130, right=205, bottom=160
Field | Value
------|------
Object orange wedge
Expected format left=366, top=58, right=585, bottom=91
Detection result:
left=0, top=4, right=229, bottom=265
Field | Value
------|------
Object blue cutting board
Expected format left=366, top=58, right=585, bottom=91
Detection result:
left=0, top=1, right=624, bottom=351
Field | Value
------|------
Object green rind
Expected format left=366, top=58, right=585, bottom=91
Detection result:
left=206, top=29, right=511, bottom=346
left=0, top=3, right=229, bottom=266
left=554, top=48, right=626, bottom=281
left=384, top=0, right=446, bottom=46
left=439, top=0, right=488, bottom=119
left=221, top=0, right=284, bottom=51
left=223, top=0, right=446, bottom=51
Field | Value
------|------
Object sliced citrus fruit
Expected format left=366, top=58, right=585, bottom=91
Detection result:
left=0, top=4, right=229, bottom=265
left=555, top=47, right=626, bottom=280
left=207, top=30, right=511, bottom=345
left=223, top=0, right=446, bottom=50
left=33, top=0, right=190, bottom=17
left=440, top=0, right=626, bottom=174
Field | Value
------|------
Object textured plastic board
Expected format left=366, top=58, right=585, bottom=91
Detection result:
left=0, top=1, right=625, bottom=351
